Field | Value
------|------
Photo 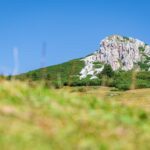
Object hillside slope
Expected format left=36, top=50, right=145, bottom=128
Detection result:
left=16, top=35, right=150, bottom=89
left=17, top=59, right=84, bottom=85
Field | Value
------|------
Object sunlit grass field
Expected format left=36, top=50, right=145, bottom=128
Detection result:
left=0, top=80, right=150, bottom=150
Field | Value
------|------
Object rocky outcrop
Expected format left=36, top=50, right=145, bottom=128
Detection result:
left=80, top=35, right=150, bottom=79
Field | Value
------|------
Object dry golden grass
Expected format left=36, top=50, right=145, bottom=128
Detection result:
left=0, top=81, right=150, bottom=150
left=64, top=86, right=150, bottom=111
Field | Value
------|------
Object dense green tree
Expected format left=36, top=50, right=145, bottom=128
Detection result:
left=31, top=72, right=38, bottom=81
left=102, top=64, right=114, bottom=77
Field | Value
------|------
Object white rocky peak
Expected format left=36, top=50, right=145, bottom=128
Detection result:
left=80, top=35, right=150, bottom=79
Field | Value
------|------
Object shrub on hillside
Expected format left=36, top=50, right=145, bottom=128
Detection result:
left=70, top=75, right=101, bottom=86
left=113, top=71, right=132, bottom=90
left=101, top=64, right=114, bottom=78
left=136, top=71, right=150, bottom=80
left=136, top=72, right=150, bottom=88
left=136, top=79, right=150, bottom=89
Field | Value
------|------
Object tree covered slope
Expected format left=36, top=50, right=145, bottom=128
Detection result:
left=15, top=35, right=150, bottom=90
left=16, top=59, right=85, bottom=85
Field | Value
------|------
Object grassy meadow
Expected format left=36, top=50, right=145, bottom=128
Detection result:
left=0, top=80, right=150, bottom=150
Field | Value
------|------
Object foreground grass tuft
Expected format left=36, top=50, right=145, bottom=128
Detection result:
left=0, top=81, right=150, bottom=150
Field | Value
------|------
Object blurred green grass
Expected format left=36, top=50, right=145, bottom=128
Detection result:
left=0, top=80, right=150, bottom=150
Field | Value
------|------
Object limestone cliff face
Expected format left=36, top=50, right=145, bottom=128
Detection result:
left=80, top=35, right=150, bottom=79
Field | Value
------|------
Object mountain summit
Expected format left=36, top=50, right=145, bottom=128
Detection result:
left=80, top=35, right=150, bottom=79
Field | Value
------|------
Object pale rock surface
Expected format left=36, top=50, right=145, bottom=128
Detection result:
left=80, top=35, right=150, bottom=79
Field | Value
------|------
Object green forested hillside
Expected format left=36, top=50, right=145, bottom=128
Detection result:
left=15, top=58, right=150, bottom=90
left=16, top=59, right=84, bottom=85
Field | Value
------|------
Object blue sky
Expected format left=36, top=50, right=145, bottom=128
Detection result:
left=0, top=0, right=150, bottom=74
